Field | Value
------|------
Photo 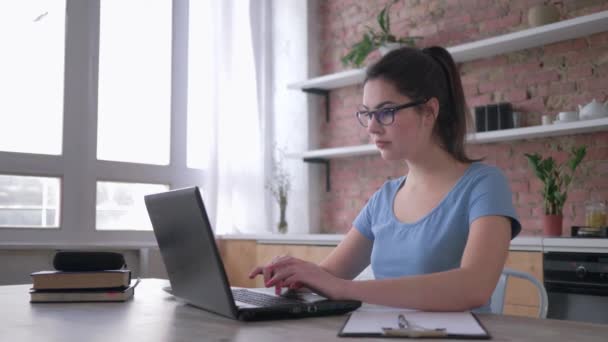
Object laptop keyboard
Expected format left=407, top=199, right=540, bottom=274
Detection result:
left=232, top=289, right=304, bottom=307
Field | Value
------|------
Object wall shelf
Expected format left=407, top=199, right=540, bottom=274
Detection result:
left=287, top=10, right=608, bottom=91
left=288, top=117, right=608, bottom=160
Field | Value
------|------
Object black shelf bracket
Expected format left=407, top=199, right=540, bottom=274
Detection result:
left=303, top=157, right=330, bottom=192
left=302, top=88, right=330, bottom=122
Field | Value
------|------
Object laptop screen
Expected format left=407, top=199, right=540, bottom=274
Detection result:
left=145, top=187, right=238, bottom=319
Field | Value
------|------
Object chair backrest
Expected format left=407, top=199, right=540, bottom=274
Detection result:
left=490, top=267, right=548, bottom=318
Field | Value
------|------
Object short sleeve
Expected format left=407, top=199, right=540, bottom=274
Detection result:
left=352, top=190, right=380, bottom=241
left=468, top=168, right=521, bottom=239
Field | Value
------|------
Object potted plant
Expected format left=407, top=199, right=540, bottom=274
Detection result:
left=266, top=146, right=291, bottom=234
left=525, top=145, right=587, bottom=236
left=341, top=0, right=420, bottom=68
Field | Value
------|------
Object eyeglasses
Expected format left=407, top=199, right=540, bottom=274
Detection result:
left=355, top=98, right=429, bottom=127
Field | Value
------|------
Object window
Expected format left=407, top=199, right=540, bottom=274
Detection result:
left=0, top=0, right=204, bottom=244
left=96, top=181, right=169, bottom=231
left=0, top=0, right=65, bottom=155
left=0, top=175, right=60, bottom=228
left=187, top=0, right=214, bottom=169
left=97, top=0, right=172, bottom=165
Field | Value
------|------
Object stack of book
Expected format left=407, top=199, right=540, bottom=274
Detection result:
left=29, top=269, right=138, bottom=303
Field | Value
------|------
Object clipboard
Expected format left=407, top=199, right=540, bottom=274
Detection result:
left=337, top=310, right=491, bottom=339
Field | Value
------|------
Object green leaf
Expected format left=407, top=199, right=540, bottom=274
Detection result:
left=341, top=32, right=375, bottom=67
left=342, top=0, right=420, bottom=67
left=525, top=153, right=546, bottom=182
left=385, top=3, right=391, bottom=34
left=525, top=145, right=587, bottom=216
left=567, top=146, right=586, bottom=171
left=377, top=7, right=387, bottom=33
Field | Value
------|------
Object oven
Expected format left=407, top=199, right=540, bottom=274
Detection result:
left=544, top=252, right=608, bottom=324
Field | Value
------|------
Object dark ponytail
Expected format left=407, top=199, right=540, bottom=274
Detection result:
left=365, top=46, right=478, bottom=163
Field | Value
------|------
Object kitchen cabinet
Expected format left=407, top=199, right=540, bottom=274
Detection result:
left=503, top=251, right=544, bottom=317
left=219, top=239, right=258, bottom=288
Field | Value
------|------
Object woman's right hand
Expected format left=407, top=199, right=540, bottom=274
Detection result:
left=248, top=255, right=349, bottom=299
left=248, top=255, right=303, bottom=295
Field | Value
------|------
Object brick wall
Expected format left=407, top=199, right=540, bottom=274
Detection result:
left=316, top=0, right=608, bottom=235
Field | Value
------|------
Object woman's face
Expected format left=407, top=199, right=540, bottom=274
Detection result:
left=361, top=78, right=436, bottom=161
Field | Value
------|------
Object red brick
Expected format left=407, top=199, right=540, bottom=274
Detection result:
left=515, top=206, right=532, bottom=218
left=544, top=38, right=588, bottom=55
left=531, top=207, right=546, bottom=218
left=468, top=56, right=509, bottom=70
left=578, top=78, right=608, bottom=92
left=441, top=14, right=472, bottom=29
left=594, top=63, right=608, bottom=78
left=567, top=64, right=593, bottom=81
left=595, top=161, right=608, bottom=174
left=588, top=32, right=608, bottom=46
left=483, top=13, right=522, bottom=33
left=463, top=84, right=479, bottom=97
left=586, top=146, right=608, bottom=160
left=519, top=70, right=561, bottom=85
left=510, top=180, right=530, bottom=193
left=461, top=74, right=480, bottom=86
left=593, top=177, right=608, bottom=190
left=471, top=7, right=506, bottom=22
left=467, top=94, right=492, bottom=107
left=511, top=61, right=542, bottom=74
left=519, top=218, right=541, bottom=232
left=517, top=97, right=545, bottom=113
left=567, top=189, right=591, bottom=202
left=548, top=82, right=576, bottom=95
left=505, top=89, right=528, bottom=102
left=518, top=193, right=542, bottom=206
left=529, top=84, right=549, bottom=97
left=410, top=24, right=438, bottom=37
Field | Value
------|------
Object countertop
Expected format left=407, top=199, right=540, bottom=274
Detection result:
left=219, top=234, right=608, bottom=253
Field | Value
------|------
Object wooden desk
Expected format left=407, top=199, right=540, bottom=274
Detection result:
left=2, top=279, right=607, bottom=341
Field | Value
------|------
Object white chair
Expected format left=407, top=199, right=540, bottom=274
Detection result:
left=490, top=268, right=548, bottom=318
left=353, top=265, right=375, bottom=281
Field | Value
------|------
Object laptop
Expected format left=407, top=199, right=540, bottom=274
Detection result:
left=144, top=187, right=361, bottom=321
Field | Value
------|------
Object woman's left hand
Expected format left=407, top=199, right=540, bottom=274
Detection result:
left=249, top=255, right=349, bottom=300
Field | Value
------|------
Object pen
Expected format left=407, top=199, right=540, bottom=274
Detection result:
left=382, top=313, right=448, bottom=337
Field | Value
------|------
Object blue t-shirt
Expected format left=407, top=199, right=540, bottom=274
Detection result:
left=353, top=163, right=521, bottom=311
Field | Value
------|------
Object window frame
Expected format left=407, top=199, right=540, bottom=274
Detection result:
left=0, top=0, right=202, bottom=246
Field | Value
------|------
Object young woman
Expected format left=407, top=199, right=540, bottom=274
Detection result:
left=249, top=46, right=521, bottom=312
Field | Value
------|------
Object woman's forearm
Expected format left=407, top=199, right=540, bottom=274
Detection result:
left=343, top=267, right=494, bottom=311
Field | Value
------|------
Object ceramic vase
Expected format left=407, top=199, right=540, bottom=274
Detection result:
left=543, top=214, right=563, bottom=236
left=277, top=199, right=288, bottom=234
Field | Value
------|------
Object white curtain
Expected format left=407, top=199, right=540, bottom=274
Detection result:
left=190, top=0, right=271, bottom=234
